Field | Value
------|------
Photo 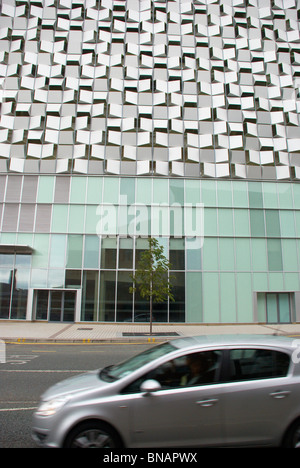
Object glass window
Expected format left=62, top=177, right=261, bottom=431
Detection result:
left=250, top=210, right=265, bottom=237
left=228, top=348, right=290, bottom=382
left=70, top=177, right=86, bottom=204
left=68, top=205, right=85, bottom=233
left=10, top=268, right=30, bottom=319
left=118, top=238, right=133, bottom=269
left=136, top=178, right=152, bottom=205
left=99, top=271, right=116, bottom=321
left=122, top=350, right=222, bottom=393
left=51, top=205, right=68, bottom=233
left=120, top=178, right=135, bottom=205
left=84, top=235, right=100, bottom=269
left=116, top=271, right=133, bottom=322
left=49, top=234, right=66, bottom=268
left=169, top=238, right=185, bottom=270
left=169, top=272, right=185, bottom=322
left=265, top=210, right=281, bottom=237
left=0, top=269, right=12, bottom=319
left=153, top=179, right=168, bottom=204
left=82, top=270, right=99, bottom=321
left=103, top=177, right=119, bottom=204
left=101, top=237, right=117, bottom=269
left=248, top=182, right=263, bottom=208
left=37, top=176, right=54, bottom=203
left=267, top=239, right=283, bottom=271
left=66, top=235, right=83, bottom=269
left=169, top=179, right=184, bottom=206
left=86, top=177, right=103, bottom=205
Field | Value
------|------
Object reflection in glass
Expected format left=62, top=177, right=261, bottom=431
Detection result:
left=0, top=269, right=12, bottom=319
left=82, top=270, right=99, bottom=321
left=116, top=271, right=133, bottom=322
left=99, top=271, right=116, bottom=321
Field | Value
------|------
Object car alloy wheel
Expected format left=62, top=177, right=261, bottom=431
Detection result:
left=64, top=422, right=120, bottom=448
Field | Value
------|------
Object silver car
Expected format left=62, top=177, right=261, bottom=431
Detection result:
left=32, top=334, right=300, bottom=448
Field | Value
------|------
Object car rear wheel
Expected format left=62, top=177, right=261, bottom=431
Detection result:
left=283, top=419, right=300, bottom=448
left=64, top=421, right=121, bottom=448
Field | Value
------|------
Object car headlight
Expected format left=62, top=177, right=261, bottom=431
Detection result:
left=36, top=397, right=70, bottom=417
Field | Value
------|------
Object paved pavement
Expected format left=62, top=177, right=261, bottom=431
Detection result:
left=2, top=321, right=300, bottom=343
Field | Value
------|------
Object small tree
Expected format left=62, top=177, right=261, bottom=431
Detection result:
left=130, top=238, right=175, bottom=335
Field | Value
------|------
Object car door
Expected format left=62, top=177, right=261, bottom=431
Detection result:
left=222, top=347, right=293, bottom=446
left=122, top=349, right=227, bottom=448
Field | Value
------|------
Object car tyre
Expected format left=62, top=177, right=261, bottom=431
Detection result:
left=283, top=419, right=300, bottom=448
left=63, top=421, right=122, bottom=448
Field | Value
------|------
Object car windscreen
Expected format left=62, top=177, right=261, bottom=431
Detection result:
left=100, top=342, right=176, bottom=382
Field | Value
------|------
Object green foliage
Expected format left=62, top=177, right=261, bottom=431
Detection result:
left=130, top=238, right=175, bottom=303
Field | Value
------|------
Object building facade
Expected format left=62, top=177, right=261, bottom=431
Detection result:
left=1, top=0, right=300, bottom=324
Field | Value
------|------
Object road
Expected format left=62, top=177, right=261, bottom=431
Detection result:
left=0, top=342, right=152, bottom=448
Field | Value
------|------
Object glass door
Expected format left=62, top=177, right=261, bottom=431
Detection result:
left=35, top=289, right=76, bottom=322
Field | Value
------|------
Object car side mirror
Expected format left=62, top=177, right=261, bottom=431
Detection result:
left=140, top=379, right=161, bottom=395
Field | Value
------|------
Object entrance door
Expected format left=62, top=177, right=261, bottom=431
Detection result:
left=35, top=290, right=76, bottom=322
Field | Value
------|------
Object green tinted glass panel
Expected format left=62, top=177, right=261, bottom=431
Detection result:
left=37, top=176, right=54, bottom=203
left=49, top=234, right=66, bottom=268
left=217, top=181, right=232, bottom=207
left=32, top=234, right=49, bottom=268
left=185, top=180, right=200, bottom=204
left=52, top=205, right=68, bottom=233
left=262, top=182, right=278, bottom=208
left=204, top=208, right=217, bottom=236
left=219, top=238, right=234, bottom=270
left=202, top=273, right=219, bottom=322
left=249, top=182, right=263, bottom=208
left=70, top=177, right=86, bottom=203
left=220, top=273, right=236, bottom=322
left=293, top=185, right=300, bottom=209
left=218, top=209, right=233, bottom=236
left=280, top=211, right=295, bottom=237
left=153, top=179, right=168, bottom=204
left=282, top=239, right=298, bottom=271
left=84, top=235, right=100, bottom=268
left=136, top=178, right=152, bottom=204
left=68, top=205, right=85, bottom=233
left=267, top=239, right=283, bottom=271
left=186, top=238, right=202, bottom=270
left=67, top=235, right=83, bottom=268
left=278, top=184, right=293, bottom=209
left=250, top=210, right=265, bottom=236
left=234, top=209, right=250, bottom=237
left=278, top=294, right=290, bottom=323
left=202, top=238, right=218, bottom=270
left=232, top=181, right=248, bottom=207
left=201, top=180, right=216, bottom=206
left=235, top=238, right=251, bottom=271
left=186, top=272, right=202, bottom=322
left=85, top=205, right=98, bottom=234
left=86, top=177, right=102, bottom=204
left=251, top=239, right=267, bottom=271
left=265, top=210, right=280, bottom=237
left=170, top=179, right=184, bottom=205
left=103, top=177, right=119, bottom=204
left=236, top=273, right=252, bottom=322
left=257, top=292, right=266, bottom=321
left=267, top=293, right=277, bottom=322
left=120, top=178, right=135, bottom=205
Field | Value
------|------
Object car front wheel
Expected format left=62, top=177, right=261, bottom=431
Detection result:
left=283, top=419, right=300, bottom=448
left=64, top=421, right=122, bottom=448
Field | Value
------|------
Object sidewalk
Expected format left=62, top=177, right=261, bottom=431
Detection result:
left=2, top=321, right=300, bottom=343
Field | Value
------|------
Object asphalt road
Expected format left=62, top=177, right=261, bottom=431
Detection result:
left=0, top=342, right=152, bottom=448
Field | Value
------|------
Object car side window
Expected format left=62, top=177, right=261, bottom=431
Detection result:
left=122, top=350, right=222, bottom=394
left=228, top=348, right=290, bottom=382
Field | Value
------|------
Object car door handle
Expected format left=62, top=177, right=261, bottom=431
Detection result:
left=196, top=399, right=219, bottom=407
left=270, top=390, right=291, bottom=399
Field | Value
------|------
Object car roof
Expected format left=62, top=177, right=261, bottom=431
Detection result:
left=170, top=334, right=296, bottom=352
